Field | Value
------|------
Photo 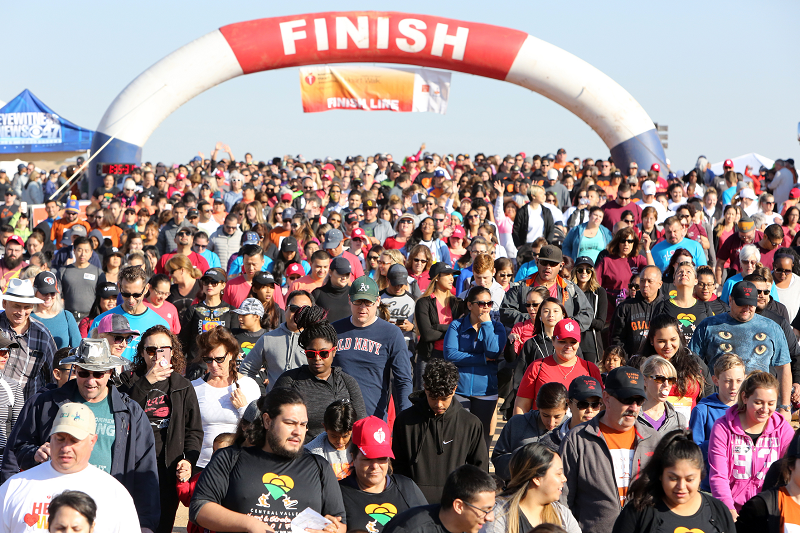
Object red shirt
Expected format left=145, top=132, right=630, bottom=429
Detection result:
left=223, top=275, right=252, bottom=309
left=144, top=301, right=182, bottom=333
left=717, top=231, right=764, bottom=273
left=156, top=251, right=210, bottom=275
left=433, top=295, right=453, bottom=351
left=602, top=200, right=642, bottom=231
left=517, top=356, right=603, bottom=410
left=595, top=255, right=647, bottom=292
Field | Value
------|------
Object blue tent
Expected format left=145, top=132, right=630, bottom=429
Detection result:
left=0, top=89, right=93, bottom=159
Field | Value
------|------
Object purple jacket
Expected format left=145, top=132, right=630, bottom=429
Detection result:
left=708, top=405, right=793, bottom=510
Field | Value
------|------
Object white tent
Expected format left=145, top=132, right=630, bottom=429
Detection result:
left=710, top=153, right=774, bottom=176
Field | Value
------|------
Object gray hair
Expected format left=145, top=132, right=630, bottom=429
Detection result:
left=696, top=156, right=709, bottom=171
left=739, top=244, right=761, bottom=263
left=642, top=355, right=677, bottom=380
left=751, top=212, right=766, bottom=230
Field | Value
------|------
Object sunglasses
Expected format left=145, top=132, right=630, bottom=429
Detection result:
left=77, top=369, right=109, bottom=379
left=575, top=267, right=592, bottom=274
left=525, top=302, right=541, bottom=308
left=471, top=300, right=492, bottom=308
left=111, top=335, right=134, bottom=345
left=201, top=355, right=228, bottom=364
left=622, top=239, right=636, bottom=244
left=756, top=289, right=770, bottom=296
left=629, top=283, right=640, bottom=291
left=120, top=290, right=146, bottom=299
left=539, top=260, right=560, bottom=268
left=616, top=396, right=646, bottom=406
left=496, top=272, right=513, bottom=278
left=287, top=304, right=303, bottom=313
left=306, top=348, right=335, bottom=359
left=413, top=258, right=428, bottom=264
left=145, top=346, right=173, bottom=356
left=575, top=399, right=603, bottom=410
left=775, top=268, right=793, bottom=274
left=368, top=255, right=380, bottom=261
left=649, top=375, right=677, bottom=386
left=202, top=280, right=221, bottom=287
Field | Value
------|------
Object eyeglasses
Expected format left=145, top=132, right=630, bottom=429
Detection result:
left=471, top=300, right=492, bottom=308
left=377, top=259, right=392, bottom=265
left=76, top=369, right=109, bottom=379
left=649, top=375, right=677, bottom=386
left=120, top=290, right=146, bottom=299
left=576, top=267, right=592, bottom=274
left=306, top=348, right=335, bottom=359
left=496, top=272, right=512, bottom=278
left=201, top=355, right=228, bottom=365
left=145, top=346, right=173, bottom=356
left=351, top=299, right=376, bottom=307
left=697, top=282, right=715, bottom=289
left=615, top=396, right=646, bottom=406
left=461, top=500, right=494, bottom=520
left=575, top=399, right=603, bottom=410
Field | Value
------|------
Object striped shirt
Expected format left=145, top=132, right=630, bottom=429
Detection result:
left=0, top=376, right=22, bottom=452
left=0, top=313, right=56, bottom=401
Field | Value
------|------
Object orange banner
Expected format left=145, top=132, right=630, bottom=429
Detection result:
left=299, top=66, right=449, bottom=113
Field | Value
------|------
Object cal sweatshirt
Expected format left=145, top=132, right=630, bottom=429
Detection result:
left=708, top=405, right=793, bottom=511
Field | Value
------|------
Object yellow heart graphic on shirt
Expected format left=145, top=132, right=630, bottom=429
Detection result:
left=674, top=528, right=705, bottom=533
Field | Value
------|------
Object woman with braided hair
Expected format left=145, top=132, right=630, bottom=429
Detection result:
left=273, top=305, right=367, bottom=443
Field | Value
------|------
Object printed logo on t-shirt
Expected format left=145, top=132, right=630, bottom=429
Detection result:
left=23, top=499, right=50, bottom=530
left=241, top=342, right=256, bottom=356
left=365, top=503, right=398, bottom=531
left=336, top=337, right=383, bottom=355
left=262, top=473, right=295, bottom=503
left=609, top=448, right=635, bottom=504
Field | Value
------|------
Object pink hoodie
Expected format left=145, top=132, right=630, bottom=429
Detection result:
left=708, top=405, right=793, bottom=510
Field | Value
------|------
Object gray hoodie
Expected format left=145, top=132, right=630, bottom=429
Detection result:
left=637, top=401, right=686, bottom=434
left=239, top=322, right=304, bottom=391
left=491, top=410, right=559, bottom=481
left=559, top=413, right=660, bottom=533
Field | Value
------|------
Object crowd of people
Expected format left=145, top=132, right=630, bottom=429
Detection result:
left=0, top=148, right=798, bottom=533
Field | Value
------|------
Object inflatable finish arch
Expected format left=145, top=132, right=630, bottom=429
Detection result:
left=89, top=11, right=666, bottom=189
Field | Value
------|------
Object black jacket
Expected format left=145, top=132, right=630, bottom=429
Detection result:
left=414, top=294, right=464, bottom=363
left=118, top=369, right=204, bottom=470
left=391, top=391, right=488, bottom=504
left=512, top=202, right=555, bottom=247
left=580, top=287, right=608, bottom=364
left=613, top=492, right=735, bottom=533
left=312, top=281, right=352, bottom=324
left=737, top=487, right=783, bottom=533
left=499, top=276, right=593, bottom=331
left=610, top=291, right=664, bottom=355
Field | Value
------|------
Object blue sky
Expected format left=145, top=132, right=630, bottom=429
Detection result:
left=5, top=1, right=799, bottom=171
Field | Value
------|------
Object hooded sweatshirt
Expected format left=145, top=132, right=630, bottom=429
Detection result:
left=636, top=401, right=686, bottom=434
left=610, top=290, right=663, bottom=356
left=708, top=405, right=793, bottom=511
left=391, top=391, right=488, bottom=504
left=689, top=393, right=731, bottom=492
left=238, top=322, right=304, bottom=392
left=491, top=410, right=560, bottom=480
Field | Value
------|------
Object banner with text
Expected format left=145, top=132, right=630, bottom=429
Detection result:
left=299, top=66, right=450, bottom=114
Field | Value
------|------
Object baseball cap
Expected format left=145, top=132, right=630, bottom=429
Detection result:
left=574, top=256, right=594, bottom=268
left=187, top=208, right=199, bottom=218
left=323, top=229, right=344, bottom=250
left=650, top=163, right=661, bottom=172
left=546, top=169, right=559, bottom=181
left=281, top=192, right=293, bottom=202
left=5, top=235, right=24, bottom=248
left=429, top=262, right=455, bottom=278
left=0, top=335, right=20, bottom=351
left=363, top=199, right=378, bottom=210
left=352, top=416, right=394, bottom=459
left=282, top=208, right=296, bottom=221
left=553, top=318, right=580, bottom=342
left=450, top=226, right=466, bottom=239
left=568, top=376, right=604, bottom=401
left=49, top=403, right=96, bottom=440
left=201, top=268, right=227, bottom=284
left=543, top=153, right=555, bottom=161
left=724, top=159, right=734, bottom=168
left=731, top=281, right=758, bottom=307
left=641, top=181, right=656, bottom=196
left=253, top=272, right=276, bottom=286
left=538, top=244, right=563, bottom=263
left=242, top=400, right=261, bottom=423
left=233, top=298, right=265, bottom=318
left=68, top=225, right=88, bottom=239
left=387, top=264, right=409, bottom=286
left=740, top=188, right=757, bottom=201
left=345, top=212, right=359, bottom=226
left=242, top=231, right=260, bottom=246
left=351, top=227, right=367, bottom=242
left=33, top=271, right=59, bottom=295
left=281, top=236, right=298, bottom=252
left=605, top=366, right=646, bottom=399
left=331, top=257, right=352, bottom=275
left=349, top=275, right=379, bottom=302
left=737, top=215, right=755, bottom=233
left=286, top=263, right=305, bottom=278
left=791, top=189, right=800, bottom=199
left=98, top=282, right=119, bottom=299
left=433, top=169, right=446, bottom=179
left=98, top=314, right=140, bottom=336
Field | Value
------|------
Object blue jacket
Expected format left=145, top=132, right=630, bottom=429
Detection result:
left=562, top=223, right=612, bottom=263
left=514, top=260, right=538, bottom=282
left=443, top=316, right=506, bottom=397
left=1, top=379, right=160, bottom=530
left=689, top=392, right=730, bottom=492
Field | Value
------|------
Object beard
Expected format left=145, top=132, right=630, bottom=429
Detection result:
left=265, top=429, right=303, bottom=460
left=4, top=255, right=22, bottom=269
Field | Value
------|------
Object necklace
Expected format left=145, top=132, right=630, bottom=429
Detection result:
left=556, top=357, right=578, bottom=380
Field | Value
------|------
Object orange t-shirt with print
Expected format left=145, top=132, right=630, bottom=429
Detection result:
left=600, top=423, right=636, bottom=507
left=778, top=487, right=800, bottom=532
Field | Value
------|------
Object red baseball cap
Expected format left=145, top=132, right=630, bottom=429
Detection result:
left=281, top=192, right=293, bottom=202
left=351, top=227, right=367, bottom=241
left=450, top=226, right=466, bottom=239
left=407, top=155, right=417, bottom=162
left=286, top=263, right=304, bottom=277
left=650, top=163, right=660, bottom=172
left=6, top=236, right=24, bottom=248
left=724, top=159, right=734, bottom=168
left=553, top=318, right=581, bottom=342
left=352, top=416, right=394, bottom=459
left=791, top=189, right=800, bottom=199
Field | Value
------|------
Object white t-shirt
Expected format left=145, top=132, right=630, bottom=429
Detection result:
left=0, top=462, right=139, bottom=533
left=777, top=273, right=800, bottom=323
left=192, top=375, right=261, bottom=467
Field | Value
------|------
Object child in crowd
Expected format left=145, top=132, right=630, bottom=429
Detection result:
left=305, top=399, right=356, bottom=480
left=599, top=346, right=626, bottom=383
left=689, top=353, right=746, bottom=491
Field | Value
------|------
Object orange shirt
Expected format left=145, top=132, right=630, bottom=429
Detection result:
left=98, top=225, right=124, bottom=248
left=599, top=423, right=636, bottom=507
left=269, top=227, right=291, bottom=247
left=51, top=219, right=91, bottom=248
left=778, top=487, right=800, bottom=532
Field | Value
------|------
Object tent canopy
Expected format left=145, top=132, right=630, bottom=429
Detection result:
left=710, top=153, right=774, bottom=176
left=0, top=89, right=93, bottom=161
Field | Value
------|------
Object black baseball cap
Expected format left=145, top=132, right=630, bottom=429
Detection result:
left=98, top=282, right=119, bottom=299
left=253, top=271, right=276, bottom=286
left=731, top=281, right=758, bottom=307
left=281, top=236, right=298, bottom=253
left=538, top=244, right=563, bottom=263
left=568, top=376, right=603, bottom=401
left=33, top=271, right=59, bottom=295
left=201, top=269, right=227, bottom=284
left=605, top=367, right=646, bottom=399
left=330, top=257, right=352, bottom=275
left=387, top=264, right=409, bottom=286
left=574, top=256, right=594, bottom=268
left=429, top=262, right=455, bottom=278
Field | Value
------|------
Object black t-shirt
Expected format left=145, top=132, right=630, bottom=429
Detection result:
left=383, top=505, right=450, bottom=533
left=658, top=299, right=712, bottom=344
left=143, top=379, right=171, bottom=461
left=192, top=446, right=346, bottom=532
left=93, top=186, right=120, bottom=201
left=0, top=203, right=18, bottom=225
left=339, top=474, right=427, bottom=533
left=656, top=498, right=713, bottom=533
left=182, top=300, right=233, bottom=359
left=168, top=281, right=202, bottom=331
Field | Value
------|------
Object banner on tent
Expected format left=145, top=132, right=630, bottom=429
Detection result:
left=0, top=112, right=62, bottom=145
left=299, top=66, right=450, bottom=114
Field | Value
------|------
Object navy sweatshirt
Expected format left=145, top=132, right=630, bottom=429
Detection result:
left=332, top=317, right=413, bottom=420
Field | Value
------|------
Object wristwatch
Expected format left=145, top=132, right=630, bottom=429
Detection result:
left=778, top=404, right=791, bottom=411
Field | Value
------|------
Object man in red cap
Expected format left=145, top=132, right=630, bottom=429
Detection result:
left=0, top=236, right=27, bottom=291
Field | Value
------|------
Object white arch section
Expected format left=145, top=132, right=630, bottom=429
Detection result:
left=90, top=11, right=665, bottom=187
